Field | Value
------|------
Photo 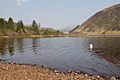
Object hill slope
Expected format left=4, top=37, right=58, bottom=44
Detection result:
left=70, top=4, right=120, bottom=35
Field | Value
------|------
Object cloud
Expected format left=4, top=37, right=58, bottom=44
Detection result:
left=16, top=0, right=30, bottom=6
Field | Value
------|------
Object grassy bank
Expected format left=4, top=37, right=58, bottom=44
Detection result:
left=0, top=35, right=67, bottom=38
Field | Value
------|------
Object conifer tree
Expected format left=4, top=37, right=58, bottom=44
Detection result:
left=8, top=17, right=14, bottom=29
left=32, top=20, right=40, bottom=34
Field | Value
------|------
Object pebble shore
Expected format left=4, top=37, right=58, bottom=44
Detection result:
left=0, top=62, right=119, bottom=80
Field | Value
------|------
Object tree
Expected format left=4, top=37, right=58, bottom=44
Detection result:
left=43, top=30, right=49, bottom=35
left=38, top=23, right=41, bottom=28
left=8, top=17, right=14, bottom=29
left=32, top=20, right=38, bottom=27
left=16, top=20, right=25, bottom=33
left=17, top=20, right=24, bottom=28
left=32, top=20, right=40, bottom=34
left=0, top=18, right=5, bottom=28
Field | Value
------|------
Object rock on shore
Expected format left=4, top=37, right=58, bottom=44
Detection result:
left=0, top=62, right=119, bottom=80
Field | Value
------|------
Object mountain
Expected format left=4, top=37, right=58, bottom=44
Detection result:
left=61, top=25, right=76, bottom=33
left=70, top=4, right=120, bottom=35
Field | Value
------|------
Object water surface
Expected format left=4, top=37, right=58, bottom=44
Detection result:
left=0, top=37, right=120, bottom=77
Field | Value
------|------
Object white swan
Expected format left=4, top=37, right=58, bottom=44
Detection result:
left=89, top=44, right=93, bottom=49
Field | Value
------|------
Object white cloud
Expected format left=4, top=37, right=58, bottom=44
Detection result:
left=16, top=0, right=30, bottom=6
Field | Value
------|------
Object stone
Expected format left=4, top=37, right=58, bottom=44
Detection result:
left=11, top=61, right=16, bottom=64
left=110, top=76, right=116, bottom=80
left=68, top=70, right=72, bottom=73
left=85, top=74, right=88, bottom=77
left=54, top=70, right=59, bottom=73
left=91, top=76, right=94, bottom=79
left=97, top=75, right=100, bottom=78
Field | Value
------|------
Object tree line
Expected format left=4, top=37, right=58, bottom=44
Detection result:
left=0, top=17, right=63, bottom=36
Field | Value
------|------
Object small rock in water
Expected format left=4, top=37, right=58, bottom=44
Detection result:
left=11, top=61, right=16, bottom=64
left=76, top=70, right=79, bottom=73
left=42, top=64, right=47, bottom=68
left=68, top=70, right=72, bottom=73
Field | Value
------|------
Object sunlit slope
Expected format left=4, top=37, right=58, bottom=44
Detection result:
left=70, top=4, right=120, bottom=35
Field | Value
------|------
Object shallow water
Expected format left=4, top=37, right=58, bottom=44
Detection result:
left=0, top=37, right=120, bottom=76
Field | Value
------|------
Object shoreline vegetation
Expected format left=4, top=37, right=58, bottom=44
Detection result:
left=0, top=17, right=65, bottom=37
left=0, top=35, right=67, bottom=38
left=0, top=61, right=119, bottom=80
left=1, top=34, right=120, bottom=38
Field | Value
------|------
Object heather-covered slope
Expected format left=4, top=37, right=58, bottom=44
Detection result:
left=70, top=4, right=120, bottom=35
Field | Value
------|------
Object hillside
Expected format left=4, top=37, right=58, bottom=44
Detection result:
left=70, top=4, right=120, bottom=35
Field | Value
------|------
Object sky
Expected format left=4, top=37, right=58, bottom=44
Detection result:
left=0, top=0, right=120, bottom=31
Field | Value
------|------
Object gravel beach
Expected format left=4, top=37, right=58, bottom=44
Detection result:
left=0, top=62, right=119, bottom=80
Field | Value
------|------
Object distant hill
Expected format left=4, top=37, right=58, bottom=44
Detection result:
left=70, top=4, right=120, bottom=35
left=61, top=25, right=76, bottom=33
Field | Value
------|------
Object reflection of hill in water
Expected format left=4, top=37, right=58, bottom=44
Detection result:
left=0, top=38, right=40, bottom=57
left=89, top=38, right=120, bottom=65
